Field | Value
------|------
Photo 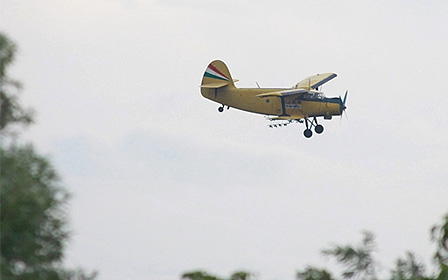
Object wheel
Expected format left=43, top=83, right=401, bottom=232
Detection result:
left=218, top=106, right=224, bottom=113
left=303, top=129, right=313, bottom=138
left=315, top=124, right=324, bottom=134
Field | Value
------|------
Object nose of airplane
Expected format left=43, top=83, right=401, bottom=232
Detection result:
left=339, top=90, right=348, bottom=114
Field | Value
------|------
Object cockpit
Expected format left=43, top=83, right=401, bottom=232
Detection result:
left=303, top=91, right=326, bottom=100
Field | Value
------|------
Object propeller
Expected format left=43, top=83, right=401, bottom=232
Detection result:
left=339, top=90, right=348, bottom=123
left=342, top=90, right=348, bottom=107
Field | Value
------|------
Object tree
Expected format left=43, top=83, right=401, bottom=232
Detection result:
left=181, top=270, right=254, bottom=280
left=297, top=267, right=334, bottom=280
left=183, top=214, right=448, bottom=280
left=430, top=214, right=448, bottom=280
left=321, top=231, right=377, bottom=280
left=182, top=271, right=223, bottom=280
left=0, top=32, right=96, bottom=280
left=1, top=145, right=69, bottom=279
left=296, top=217, right=448, bottom=280
left=0, top=33, right=33, bottom=134
left=390, top=252, right=425, bottom=280
left=230, top=271, right=253, bottom=280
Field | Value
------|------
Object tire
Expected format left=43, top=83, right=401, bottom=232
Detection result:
left=304, top=129, right=313, bottom=138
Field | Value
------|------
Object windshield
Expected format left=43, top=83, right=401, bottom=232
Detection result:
left=305, top=91, right=326, bottom=100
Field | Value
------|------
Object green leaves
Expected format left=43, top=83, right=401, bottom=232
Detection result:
left=0, top=32, right=17, bottom=79
left=0, top=32, right=34, bottom=135
left=181, top=271, right=254, bottom=280
left=230, top=271, right=253, bottom=280
left=182, top=271, right=224, bottom=280
left=431, top=214, right=448, bottom=266
left=0, top=145, right=69, bottom=279
left=182, top=216, right=448, bottom=280
left=430, top=214, right=448, bottom=280
left=0, top=33, right=95, bottom=280
left=297, top=267, right=335, bottom=280
left=390, top=252, right=425, bottom=280
left=322, top=231, right=376, bottom=280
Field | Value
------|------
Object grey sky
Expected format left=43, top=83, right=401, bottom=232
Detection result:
left=2, top=0, right=448, bottom=279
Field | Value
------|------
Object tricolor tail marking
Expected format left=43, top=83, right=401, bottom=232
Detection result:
left=204, top=64, right=230, bottom=81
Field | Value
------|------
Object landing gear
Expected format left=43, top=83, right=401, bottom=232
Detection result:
left=267, top=116, right=325, bottom=138
left=315, top=124, right=324, bottom=134
left=302, top=117, right=324, bottom=138
left=218, top=105, right=229, bottom=113
left=304, top=129, right=313, bottom=138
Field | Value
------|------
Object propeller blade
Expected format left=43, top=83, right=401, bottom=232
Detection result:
left=340, top=90, right=348, bottom=124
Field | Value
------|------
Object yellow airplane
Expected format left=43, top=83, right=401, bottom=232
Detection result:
left=200, top=60, right=348, bottom=138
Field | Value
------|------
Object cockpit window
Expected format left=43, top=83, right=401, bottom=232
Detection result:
left=304, top=91, right=326, bottom=100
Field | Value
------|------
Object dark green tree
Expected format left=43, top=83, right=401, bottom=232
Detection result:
left=430, top=214, right=448, bottom=280
left=1, top=145, right=69, bottom=279
left=181, top=270, right=254, bottom=280
left=182, top=270, right=223, bottom=280
left=296, top=217, right=448, bottom=280
left=184, top=215, right=448, bottom=280
left=0, top=32, right=33, bottom=134
left=390, top=252, right=425, bottom=280
left=321, top=231, right=376, bottom=280
left=0, top=32, right=96, bottom=280
left=297, top=267, right=334, bottom=280
left=230, top=271, right=253, bottom=280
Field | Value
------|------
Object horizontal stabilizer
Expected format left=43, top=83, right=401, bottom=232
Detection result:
left=200, top=82, right=230, bottom=89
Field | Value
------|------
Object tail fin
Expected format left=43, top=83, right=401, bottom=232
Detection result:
left=201, top=60, right=235, bottom=89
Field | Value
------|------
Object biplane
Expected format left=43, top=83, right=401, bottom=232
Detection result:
left=200, top=60, right=348, bottom=138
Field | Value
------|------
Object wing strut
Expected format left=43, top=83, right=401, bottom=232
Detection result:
left=279, top=96, right=289, bottom=116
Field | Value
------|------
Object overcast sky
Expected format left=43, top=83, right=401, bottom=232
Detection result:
left=2, top=0, right=448, bottom=279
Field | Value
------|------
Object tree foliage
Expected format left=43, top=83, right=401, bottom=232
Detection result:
left=181, top=270, right=254, bottom=280
left=182, top=271, right=224, bottom=280
left=0, top=32, right=33, bottom=134
left=184, top=214, right=448, bottom=280
left=230, top=271, right=253, bottom=280
left=1, top=145, right=69, bottom=279
left=430, top=214, right=448, bottom=280
left=431, top=215, right=448, bottom=266
left=297, top=267, right=334, bottom=280
left=321, top=231, right=377, bottom=280
left=390, top=252, right=425, bottom=280
left=0, top=32, right=96, bottom=280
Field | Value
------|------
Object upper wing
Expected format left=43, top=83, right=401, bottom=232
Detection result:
left=256, top=88, right=308, bottom=98
left=293, top=73, right=337, bottom=90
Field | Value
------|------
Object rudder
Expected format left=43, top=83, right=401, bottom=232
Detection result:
left=201, top=60, right=235, bottom=89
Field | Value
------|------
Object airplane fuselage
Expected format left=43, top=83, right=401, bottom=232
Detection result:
left=201, top=86, right=342, bottom=119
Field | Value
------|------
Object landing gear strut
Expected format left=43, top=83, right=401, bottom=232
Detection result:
left=302, top=117, right=324, bottom=138
left=303, top=119, right=312, bottom=138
